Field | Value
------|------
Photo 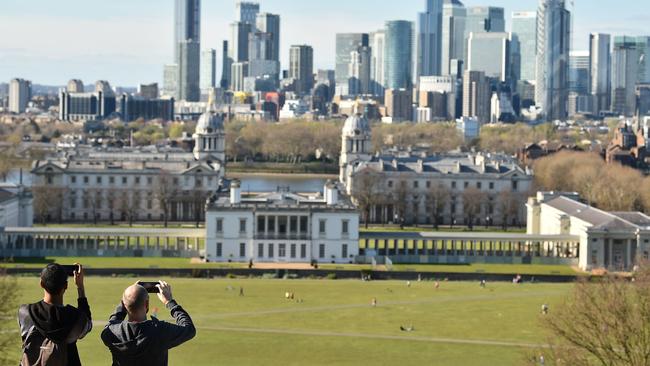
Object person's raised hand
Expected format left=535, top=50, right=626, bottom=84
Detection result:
left=156, top=280, right=173, bottom=305
left=74, top=263, right=85, bottom=297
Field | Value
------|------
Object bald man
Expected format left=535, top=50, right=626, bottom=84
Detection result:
left=100, top=281, right=196, bottom=366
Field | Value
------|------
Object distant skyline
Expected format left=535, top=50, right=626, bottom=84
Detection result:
left=1, top=0, right=648, bottom=86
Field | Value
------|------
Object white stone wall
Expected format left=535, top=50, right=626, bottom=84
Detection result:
left=0, top=198, right=20, bottom=227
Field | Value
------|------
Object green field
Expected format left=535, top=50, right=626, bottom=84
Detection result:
left=0, top=257, right=580, bottom=276
left=9, top=277, right=570, bottom=365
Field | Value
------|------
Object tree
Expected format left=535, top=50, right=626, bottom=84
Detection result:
left=0, top=269, right=19, bottom=365
left=351, top=170, right=381, bottom=228
left=427, top=183, right=451, bottom=229
left=125, top=190, right=142, bottom=226
left=84, top=189, right=102, bottom=225
left=392, top=179, right=410, bottom=227
left=497, top=191, right=520, bottom=230
left=155, top=173, right=176, bottom=228
left=461, top=188, right=486, bottom=230
left=533, top=266, right=650, bottom=366
left=32, top=185, right=67, bottom=225
left=106, top=189, right=118, bottom=225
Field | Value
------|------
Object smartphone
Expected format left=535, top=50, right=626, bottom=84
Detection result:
left=62, top=265, right=79, bottom=276
left=138, top=281, right=160, bottom=293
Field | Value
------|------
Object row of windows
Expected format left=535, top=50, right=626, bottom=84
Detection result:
left=215, top=218, right=350, bottom=235
left=386, top=180, right=518, bottom=191
left=213, top=243, right=349, bottom=259
left=64, top=175, right=214, bottom=186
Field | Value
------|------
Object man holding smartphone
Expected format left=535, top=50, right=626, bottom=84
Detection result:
left=18, top=263, right=92, bottom=366
left=101, top=280, right=196, bottom=366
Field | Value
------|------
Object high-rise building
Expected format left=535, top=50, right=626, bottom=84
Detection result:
left=221, top=41, right=232, bottom=89
left=535, top=0, right=571, bottom=121
left=230, top=22, right=252, bottom=63
left=384, top=21, right=414, bottom=90
left=589, top=33, right=611, bottom=114
left=348, top=46, right=372, bottom=95
left=163, top=64, right=179, bottom=98
left=635, top=37, right=650, bottom=83
left=612, top=36, right=640, bottom=116
left=370, top=30, right=386, bottom=96
left=462, top=70, right=490, bottom=123
left=464, top=6, right=505, bottom=37
left=467, top=32, right=511, bottom=82
left=67, top=79, right=84, bottom=93
left=231, top=62, right=249, bottom=92
left=178, top=40, right=201, bottom=102
left=59, top=81, right=116, bottom=122
left=569, top=51, right=590, bottom=95
left=201, top=49, right=217, bottom=91
left=138, top=83, right=159, bottom=99
left=236, top=1, right=259, bottom=25
left=9, top=78, right=31, bottom=114
left=335, top=33, right=369, bottom=95
left=174, top=0, right=200, bottom=102
left=441, top=0, right=466, bottom=76
left=289, top=45, right=314, bottom=96
left=256, top=13, right=280, bottom=63
left=118, top=94, right=175, bottom=122
left=416, top=0, right=444, bottom=79
left=511, top=12, right=536, bottom=82
left=385, top=88, right=413, bottom=121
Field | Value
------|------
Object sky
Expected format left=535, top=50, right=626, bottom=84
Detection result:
left=1, top=0, right=649, bottom=87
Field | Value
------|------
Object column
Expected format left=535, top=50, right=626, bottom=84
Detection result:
left=165, top=237, right=170, bottom=250
left=73, top=237, right=78, bottom=250
left=626, top=240, right=632, bottom=270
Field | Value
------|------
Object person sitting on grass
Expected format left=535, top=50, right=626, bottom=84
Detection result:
left=18, top=263, right=92, bottom=366
left=101, top=281, right=196, bottom=366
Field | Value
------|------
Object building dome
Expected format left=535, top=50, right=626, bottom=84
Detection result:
left=195, top=90, right=224, bottom=135
left=342, top=113, right=370, bottom=137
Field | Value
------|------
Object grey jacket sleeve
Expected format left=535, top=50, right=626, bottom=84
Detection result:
left=160, top=300, right=196, bottom=349
left=72, top=297, right=93, bottom=341
left=18, top=305, right=33, bottom=341
left=101, top=303, right=127, bottom=347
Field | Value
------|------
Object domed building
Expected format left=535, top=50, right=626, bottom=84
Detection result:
left=339, top=113, right=372, bottom=183
left=193, top=91, right=226, bottom=163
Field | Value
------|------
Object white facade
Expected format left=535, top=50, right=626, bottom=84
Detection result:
left=528, top=192, right=650, bottom=271
left=0, top=186, right=33, bottom=227
left=9, top=78, right=31, bottom=114
left=205, top=183, right=360, bottom=264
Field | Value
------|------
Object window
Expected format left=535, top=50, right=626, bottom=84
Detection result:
left=240, top=243, right=246, bottom=257
left=216, top=243, right=222, bottom=257
left=300, top=244, right=306, bottom=258
left=109, top=176, right=115, bottom=184
left=464, top=182, right=469, bottom=189
left=84, top=176, right=89, bottom=184
left=426, top=181, right=431, bottom=188
left=71, top=176, right=77, bottom=184
left=290, top=244, right=296, bottom=258
left=122, top=177, right=127, bottom=185
left=290, top=217, right=298, bottom=233
left=319, top=244, right=325, bottom=258
left=591, top=250, right=598, bottom=265
left=70, top=212, right=76, bottom=220
left=173, top=178, right=179, bottom=185
left=300, top=217, right=308, bottom=233
left=97, top=176, right=102, bottom=184
left=268, top=217, right=276, bottom=232
left=489, top=182, right=494, bottom=190
left=413, top=181, right=419, bottom=189
left=387, top=181, right=393, bottom=188
left=47, top=176, right=53, bottom=184
left=319, top=219, right=326, bottom=234
left=451, top=181, right=457, bottom=189
left=257, top=216, right=266, bottom=233
left=279, top=244, right=286, bottom=257
left=70, top=198, right=76, bottom=209
left=258, top=243, right=264, bottom=258
left=476, top=182, right=482, bottom=189
left=342, top=244, right=348, bottom=258
left=278, top=216, right=287, bottom=234
left=239, top=219, right=247, bottom=233
left=512, top=181, right=518, bottom=191
left=147, top=177, right=153, bottom=185
left=216, top=218, right=223, bottom=234
left=342, top=220, right=349, bottom=235
left=135, top=177, right=141, bottom=184
left=147, top=200, right=152, bottom=210
left=268, top=244, right=274, bottom=258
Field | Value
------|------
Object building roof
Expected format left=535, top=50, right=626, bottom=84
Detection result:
left=543, top=196, right=647, bottom=231
left=0, top=189, right=17, bottom=204
left=342, top=114, right=370, bottom=137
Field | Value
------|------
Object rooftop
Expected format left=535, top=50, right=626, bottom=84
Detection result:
left=543, top=196, right=650, bottom=231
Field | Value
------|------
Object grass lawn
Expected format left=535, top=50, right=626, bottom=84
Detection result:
left=8, top=277, right=570, bottom=365
left=1, top=257, right=580, bottom=276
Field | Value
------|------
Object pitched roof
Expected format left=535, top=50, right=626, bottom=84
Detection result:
left=544, top=196, right=643, bottom=231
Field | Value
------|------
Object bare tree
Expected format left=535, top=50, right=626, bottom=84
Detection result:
left=0, top=269, right=19, bottom=365
left=461, top=188, right=486, bottom=230
left=155, top=173, right=176, bottom=228
left=84, top=189, right=102, bottom=225
left=531, top=266, right=650, bottom=366
left=351, top=170, right=380, bottom=229
left=125, top=190, right=142, bottom=226
left=497, top=191, right=520, bottom=231
left=106, top=189, right=118, bottom=225
left=427, top=183, right=451, bottom=230
left=392, top=179, right=409, bottom=227
left=32, top=185, right=67, bottom=225
left=191, top=189, right=209, bottom=228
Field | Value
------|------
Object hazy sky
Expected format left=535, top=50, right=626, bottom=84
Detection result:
left=1, top=0, right=648, bottom=86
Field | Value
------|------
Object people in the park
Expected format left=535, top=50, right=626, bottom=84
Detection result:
left=18, top=263, right=92, bottom=366
left=541, top=304, right=549, bottom=315
left=239, top=287, right=244, bottom=296
left=371, top=298, right=377, bottom=307
left=101, top=280, right=196, bottom=366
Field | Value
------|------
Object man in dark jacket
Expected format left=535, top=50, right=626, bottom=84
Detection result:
left=18, top=263, right=92, bottom=366
left=101, top=280, right=196, bottom=366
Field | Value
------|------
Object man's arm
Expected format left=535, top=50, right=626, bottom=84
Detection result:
left=66, top=264, right=93, bottom=342
left=100, top=302, right=127, bottom=347
left=156, top=281, right=196, bottom=349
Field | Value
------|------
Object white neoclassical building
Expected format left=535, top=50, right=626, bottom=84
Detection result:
left=0, top=184, right=33, bottom=227
left=31, top=92, right=226, bottom=223
left=339, top=113, right=533, bottom=226
left=527, top=192, right=650, bottom=271
left=204, top=181, right=360, bottom=264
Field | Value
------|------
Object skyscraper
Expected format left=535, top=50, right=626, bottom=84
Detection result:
left=535, top=0, right=571, bottom=121
left=511, top=12, right=536, bottom=82
left=67, top=79, right=84, bottom=93
left=636, top=36, right=650, bottom=83
left=416, top=0, right=444, bottom=79
left=200, top=49, right=217, bottom=91
left=464, top=6, right=505, bottom=36
left=589, top=33, right=611, bottom=114
left=612, top=36, right=639, bottom=116
left=230, top=22, right=252, bottom=63
left=384, top=21, right=414, bottom=90
left=9, top=78, right=31, bottom=114
left=335, top=33, right=369, bottom=95
left=174, top=0, right=201, bottom=102
left=289, top=45, right=314, bottom=96
left=236, top=1, right=259, bottom=25
left=256, top=13, right=280, bottom=63
left=370, top=30, right=386, bottom=96
left=349, top=46, right=372, bottom=95
left=441, top=0, right=466, bottom=76
left=163, top=64, right=179, bottom=98
left=467, top=32, right=511, bottom=82
left=221, top=41, right=232, bottom=89
left=462, top=70, right=490, bottom=123
left=569, top=51, right=590, bottom=95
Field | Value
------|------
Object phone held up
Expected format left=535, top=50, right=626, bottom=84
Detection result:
left=137, top=281, right=161, bottom=294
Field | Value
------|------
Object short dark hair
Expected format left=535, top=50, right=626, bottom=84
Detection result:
left=40, top=264, right=68, bottom=294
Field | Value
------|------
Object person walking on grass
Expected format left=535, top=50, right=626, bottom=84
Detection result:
left=18, top=263, right=92, bottom=366
left=101, top=281, right=196, bottom=366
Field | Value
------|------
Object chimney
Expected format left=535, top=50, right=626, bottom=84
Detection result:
left=324, top=180, right=338, bottom=206
left=230, top=179, right=241, bottom=204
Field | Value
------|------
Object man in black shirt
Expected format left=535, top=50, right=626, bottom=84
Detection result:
left=101, top=281, right=196, bottom=366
